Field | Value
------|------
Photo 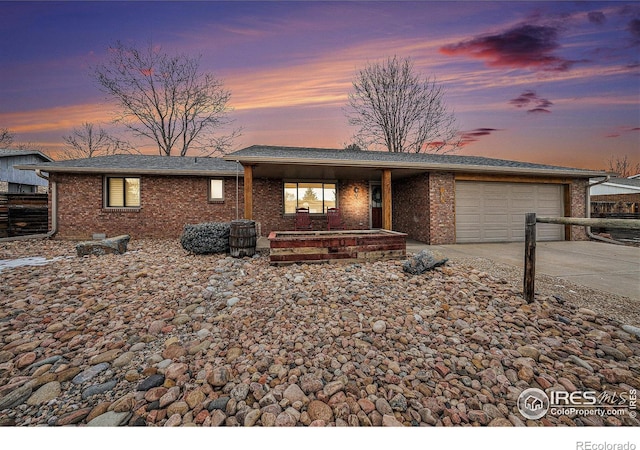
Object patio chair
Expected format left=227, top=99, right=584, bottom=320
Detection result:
left=294, top=207, right=313, bottom=231
left=327, top=207, right=346, bottom=231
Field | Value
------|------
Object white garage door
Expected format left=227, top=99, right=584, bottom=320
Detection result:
left=455, top=181, right=564, bottom=243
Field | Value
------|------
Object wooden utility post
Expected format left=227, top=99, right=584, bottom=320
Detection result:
left=524, top=213, right=537, bottom=303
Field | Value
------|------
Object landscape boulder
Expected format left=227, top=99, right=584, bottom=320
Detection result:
left=402, top=249, right=448, bottom=275
left=76, top=235, right=130, bottom=257
left=180, top=222, right=230, bottom=254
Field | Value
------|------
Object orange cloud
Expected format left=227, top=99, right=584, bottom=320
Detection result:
left=0, top=103, right=112, bottom=134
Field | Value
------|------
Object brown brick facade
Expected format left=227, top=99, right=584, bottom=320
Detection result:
left=48, top=171, right=591, bottom=243
left=392, top=172, right=455, bottom=244
left=50, top=173, right=244, bottom=239
left=393, top=173, right=430, bottom=242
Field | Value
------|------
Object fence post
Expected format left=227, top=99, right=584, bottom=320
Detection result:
left=524, top=213, right=536, bottom=303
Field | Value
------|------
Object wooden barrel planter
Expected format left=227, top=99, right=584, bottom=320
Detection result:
left=229, top=219, right=257, bottom=258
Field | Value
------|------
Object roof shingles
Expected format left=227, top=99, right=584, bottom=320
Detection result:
left=15, top=154, right=241, bottom=176
left=225, top=145, right=605, bottom=177
left=14, top=145, right=606, bottom=178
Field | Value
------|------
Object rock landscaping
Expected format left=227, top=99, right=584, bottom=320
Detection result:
left=0, top=239, right=638, bottom=427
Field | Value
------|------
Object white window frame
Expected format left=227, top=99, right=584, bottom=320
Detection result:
left=208, top=178, right=225, bottom=202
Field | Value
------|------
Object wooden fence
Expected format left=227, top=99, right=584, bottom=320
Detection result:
left=0, top=193, right=48, bottom=238
left=523, top=213, right=640, bottom=302
left=591, top=212, right=640, bottom=241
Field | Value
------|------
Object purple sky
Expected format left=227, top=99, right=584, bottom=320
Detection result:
left=1, top=1, right=638, bottom=170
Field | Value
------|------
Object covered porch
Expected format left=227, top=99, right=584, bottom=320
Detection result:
left=236, top=156, right=417, bottom=264
left=235, top=158, right=440, bottom=238
left=241, top=163, right=396, bottom=233
left=223, top=145, right=455, bottom=245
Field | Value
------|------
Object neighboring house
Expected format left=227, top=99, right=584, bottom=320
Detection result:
left=590, top=176, right=640, bottom=214
left=16, top=145, right=606, bottom=243
left=0, top=149, right=52, bottom=193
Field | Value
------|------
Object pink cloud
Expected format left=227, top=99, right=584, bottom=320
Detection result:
left=460, top=128, right=501, bottom=146
left=509, top=90, right=554, bottom=114
left=440, top=24, right=580, bottom=72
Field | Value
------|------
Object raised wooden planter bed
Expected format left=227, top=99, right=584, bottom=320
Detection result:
left=268, top=229, right=407, bottom=265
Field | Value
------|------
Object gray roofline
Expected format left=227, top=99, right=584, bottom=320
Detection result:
left=13, top=154, right=244, bottom=177
left=14, top=164, right=242, bottom=177
left=225, top=146, right=606, bottom=178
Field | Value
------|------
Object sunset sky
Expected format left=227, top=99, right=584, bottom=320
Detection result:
left=1, top=1, right=638, bottom=170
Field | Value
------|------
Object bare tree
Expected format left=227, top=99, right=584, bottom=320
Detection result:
left=343, top=143, right=364, bottom=151
left=607, top=155, right=640, bottom=178
left=62, top=122, right=136, bottom=159
left=0, top=128, right=14, bottom=147
left=346, top=56, right=461, bottom=153
left=93, top=41, right=238, bottom=157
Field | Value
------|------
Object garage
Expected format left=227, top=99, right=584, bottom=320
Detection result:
left=455, top=181, right=564, bottom=243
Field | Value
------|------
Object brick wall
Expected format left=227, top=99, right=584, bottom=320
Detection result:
left=50, top=173, right=244, bottom=239
left=428, top=172, right=456, bottom=244
left=569, top=178, right=588, bottom=240
left=252, top=178, right=369, bottom=236
left=48, top=171, right=593, bottom=243
left=252, top=178, right=287, bottom=235
left=392, top=172, right=456, bottom=245
left=337, top=180, right=370, bottom=230
left=393, top=174, right=430, bottom=242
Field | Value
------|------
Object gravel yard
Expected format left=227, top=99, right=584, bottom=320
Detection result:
left=0, top=238, right=638, bottom=427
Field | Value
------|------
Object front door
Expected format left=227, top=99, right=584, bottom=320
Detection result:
left=370, top=183, right=382, bottom=229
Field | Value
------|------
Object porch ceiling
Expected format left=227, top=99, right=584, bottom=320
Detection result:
left=248, top=163, right=425, bottom=181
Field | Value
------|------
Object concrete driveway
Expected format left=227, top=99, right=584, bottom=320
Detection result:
left=408, top=240, right=640, bottom=299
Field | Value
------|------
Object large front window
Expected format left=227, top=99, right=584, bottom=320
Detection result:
left=106, top=177, right=140, bottom=208
left=284, top=182, right=336, bottom=214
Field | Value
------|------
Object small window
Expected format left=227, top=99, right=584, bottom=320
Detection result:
left=106, top=177, right=140, bottom=208
left=284, top=181, right=336, bottom=214
left=209, top=179, right=224, bottom=202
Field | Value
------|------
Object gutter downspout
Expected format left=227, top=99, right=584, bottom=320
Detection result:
left=36, top=169, right=57, bottom=238
left=235, top=161, right=240, bottom=221
left=585, top=175, right=621, bottom=245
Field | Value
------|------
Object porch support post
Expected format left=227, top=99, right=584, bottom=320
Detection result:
left=243, top=165, right=253, bottom=220
left=382, top=169, right=392, bottom=230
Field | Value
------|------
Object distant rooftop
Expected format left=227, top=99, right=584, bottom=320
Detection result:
left=0, top=148, right=53, bottom=161
left=601, top=177, right=640, bottom=188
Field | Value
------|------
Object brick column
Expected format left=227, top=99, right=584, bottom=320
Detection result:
left=428, top=172, right=456, bottom=244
